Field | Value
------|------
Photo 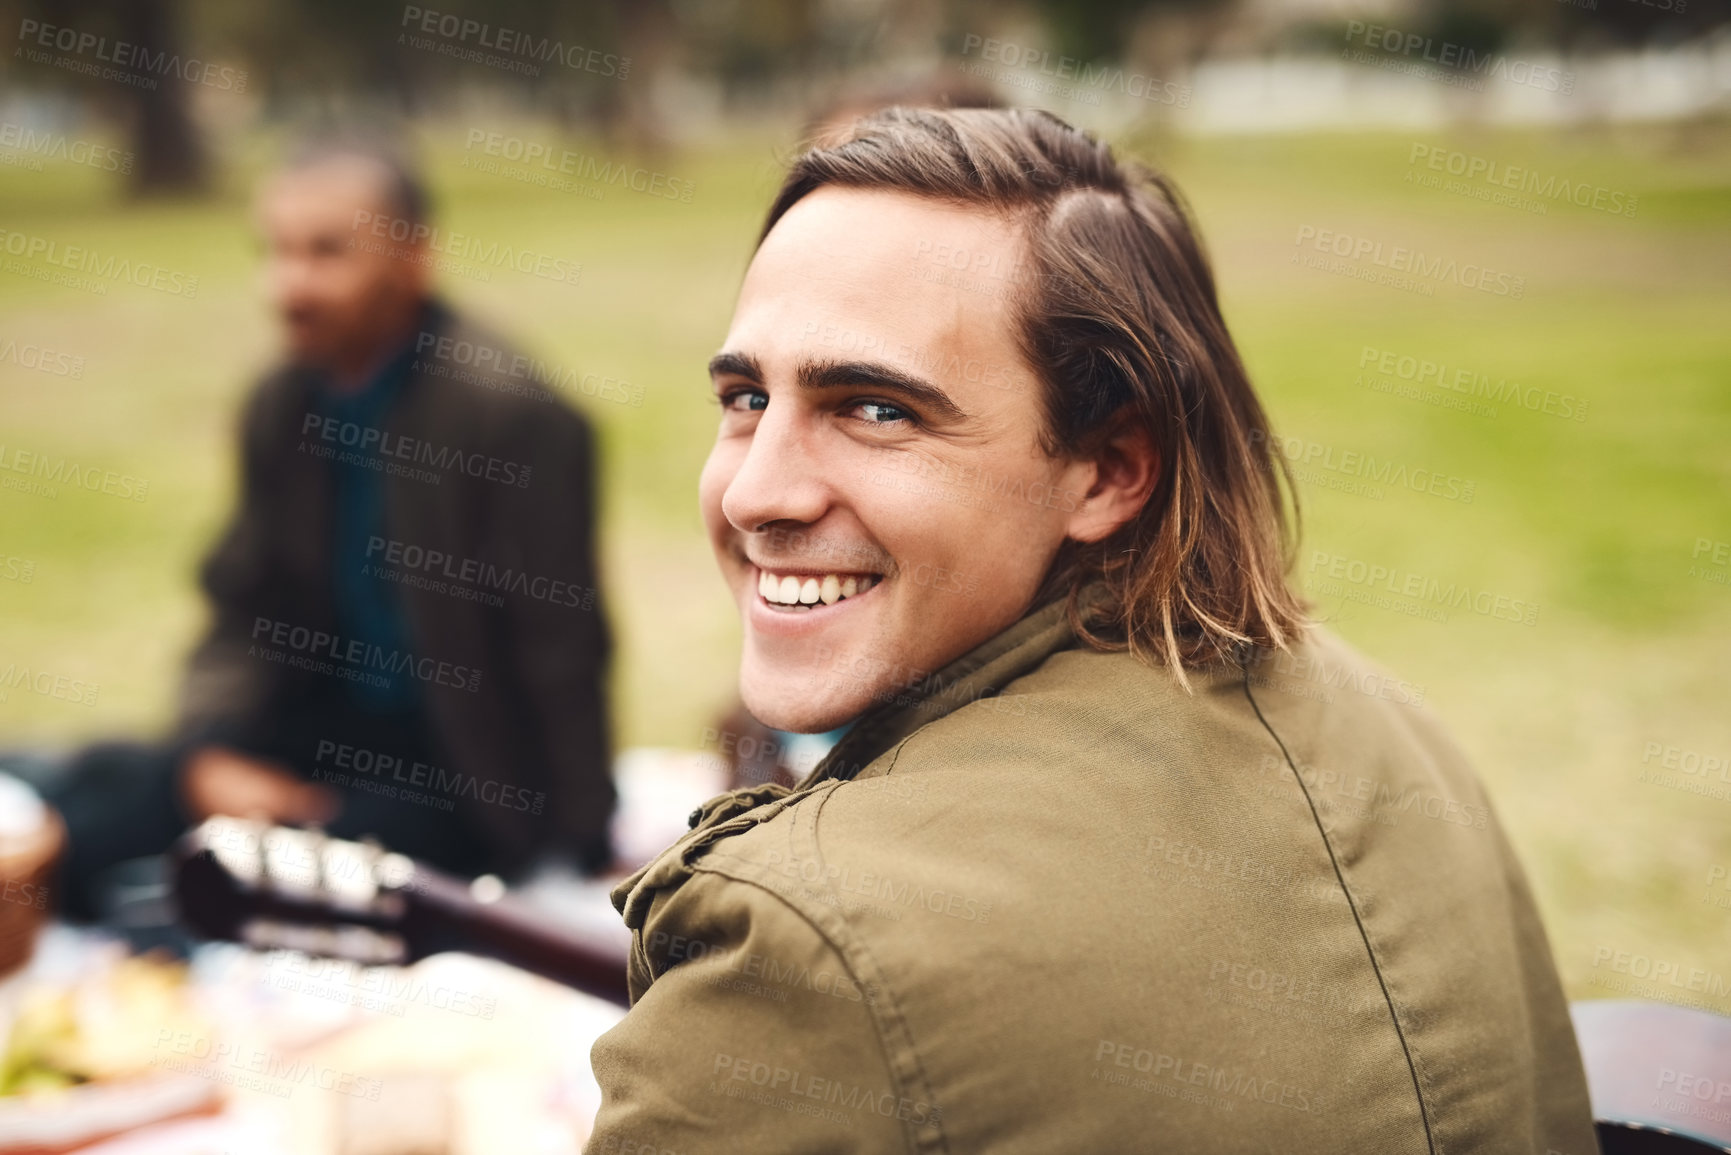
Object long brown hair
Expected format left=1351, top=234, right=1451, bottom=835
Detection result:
left=760, top=106, right=1307, bottom=678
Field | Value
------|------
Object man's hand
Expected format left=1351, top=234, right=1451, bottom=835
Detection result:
left=180, top=746, right=340, bottom=825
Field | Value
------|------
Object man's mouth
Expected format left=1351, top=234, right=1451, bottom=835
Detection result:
left=756, top=569, right=881, bottom=612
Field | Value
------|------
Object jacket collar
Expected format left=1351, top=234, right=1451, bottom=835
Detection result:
left=805, top=589, right=1096, bottom=786
left=608, top=591, right=1096, bottom=919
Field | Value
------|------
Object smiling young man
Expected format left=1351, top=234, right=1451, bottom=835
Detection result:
left=585, top=108, right=1595, bottom=1154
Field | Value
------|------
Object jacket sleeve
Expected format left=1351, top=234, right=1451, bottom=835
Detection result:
left=490, top=403, right=614, bottom=867
left=587, top=867, right=916, bottom=1154
left=176, top=384, right=290, bottom=749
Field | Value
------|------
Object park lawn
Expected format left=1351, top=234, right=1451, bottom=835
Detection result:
left=1, top=117, right=1728, bottom=1005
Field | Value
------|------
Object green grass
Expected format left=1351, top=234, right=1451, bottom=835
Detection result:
left=2, top=117, right=1729, bottom=1007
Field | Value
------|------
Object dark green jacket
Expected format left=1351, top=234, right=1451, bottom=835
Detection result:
left=588, top=596, right=1595, bottom=1153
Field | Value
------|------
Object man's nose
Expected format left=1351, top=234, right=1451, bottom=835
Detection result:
left=721, top=404, right=832, bottom=533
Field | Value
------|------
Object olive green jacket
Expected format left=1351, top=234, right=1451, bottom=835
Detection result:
left=587, top=598, right=1595, bottom=1154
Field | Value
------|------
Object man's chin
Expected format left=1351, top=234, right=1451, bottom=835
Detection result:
left=738, top=675, right=866, bottom=737
left=284, top=339, right=335, bottom=370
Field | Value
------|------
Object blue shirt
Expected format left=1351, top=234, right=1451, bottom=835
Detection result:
left=318, top=339, right=422, bottom=714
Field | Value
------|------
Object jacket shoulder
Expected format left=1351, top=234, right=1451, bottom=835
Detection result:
left=603, top=803, right=943, bottom=1152
left=239, top=362, right=315, bottom=432
left=1243, top=626, right=1486, bottom=808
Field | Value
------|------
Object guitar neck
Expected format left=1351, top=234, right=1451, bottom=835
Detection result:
left=395, top=867, right=630, bottom=1005
left=171, top=818, right=631, bottom=1007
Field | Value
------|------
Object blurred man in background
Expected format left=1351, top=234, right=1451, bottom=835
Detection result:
left=43, top=137, right=615, bottom=921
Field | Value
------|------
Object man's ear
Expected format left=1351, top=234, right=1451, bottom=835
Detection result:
left=1062, top=408, right=1160, bottom=544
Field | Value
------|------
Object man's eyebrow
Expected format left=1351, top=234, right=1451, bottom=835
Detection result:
left=798, top=358, right=966, bottom=422
left=707, top=351, right=762, bottom=382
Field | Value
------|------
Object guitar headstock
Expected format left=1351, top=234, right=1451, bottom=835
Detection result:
left=172, top=816, right=631, bottom=1005
left=171, top=817, right=426, bottom=967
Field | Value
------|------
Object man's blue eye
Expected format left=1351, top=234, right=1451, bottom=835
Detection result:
left=857, top=401, right=909, bottom=424
left=725, top=390, right=768, bottom=412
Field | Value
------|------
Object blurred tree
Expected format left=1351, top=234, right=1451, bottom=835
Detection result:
left=2, top=0, right=647, bottom=191
left=1410, top=0, right=1725, bottom=50
left=123, top=0, right=207, bottom=194
left=1031, top=0, right=1192, bottom=63
left=6, top=0, right=210, bottom=194
left=213, top=0, right=633, bottom=126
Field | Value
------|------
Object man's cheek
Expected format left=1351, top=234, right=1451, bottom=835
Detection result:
left=698, top=451, right=742, bottom=543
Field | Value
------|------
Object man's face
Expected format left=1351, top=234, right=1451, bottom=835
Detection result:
left=257, top=158, right=428, bottom=372
left=701, top=188, right=1100, bottom=734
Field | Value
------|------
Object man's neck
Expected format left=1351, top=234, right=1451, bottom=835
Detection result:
left=324, top=301, right=426, bottom=393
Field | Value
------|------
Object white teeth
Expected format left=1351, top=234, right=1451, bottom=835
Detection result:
left=758, top=570, right=879, bottom=606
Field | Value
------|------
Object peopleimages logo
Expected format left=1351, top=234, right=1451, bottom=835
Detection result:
left=1691, top=538, right=1731, bottom=590
left=0, top=337, right=84, bottom=379
left=958, top=34, right=1191, bottom=107
left=1091, top=1040, right=1325, bottom=1115
left=299, top=413, right=532, bottom=489
left=1248, top=429, right=1476, bottom=505
left=398, top=6, right=629, bottom=79
left=0, top=228, right=200, bottom=299
left=462, top=130, right=694, bottom=204
left=248, top=616, right=482, bottom=693
left=363, top=535, right=597, bottom=611
left=0, top=122, right=133, bottom=174
left=1590, top=947, right=1731, bottom=1000
left=313, top=738, right=544, bottom=816
left=1357, top=345, right=1587, bottom=422
left=15, top=19, right=249, bottom=91
left=1308, top=549, right=1540, bottom=627
left=413, top=331, right=645, bottom=408
left=1342, top=20, right=1573, bottom=94
left=710, top=1053, right=943, bottom=1129
left=0, top=443, right=149, bottom=502
left=350, top=211, right=582, bottom=288
left=802, top=320, right=1020, bottom=395
left=1293, top=225, right=1525, bottom=299
left=1407, top=144, right=1637, bottom=219
left=0, top=664, right=98, bottom=708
